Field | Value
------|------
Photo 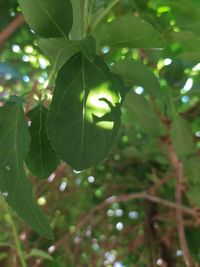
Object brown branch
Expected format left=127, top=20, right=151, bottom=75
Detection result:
left=53, top=191, right=195, bottom=251
left=0, top=15, right=25, bottom=46
left=168, top=143, right=194, bottom=267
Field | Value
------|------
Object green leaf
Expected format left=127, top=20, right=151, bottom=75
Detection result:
left=26, top=104, right=59, bottom=179
left=47, top=53, right=122, bottom=170
left=123, top=91, right=162, bottom=136
left=184, top=156, right=200, bottom=185
left=38, top=36, right=96, bottom=72
left=186, top=228, right=200, bottom=261
left=95, top=14, right=165, bottom=49
left=112, top=59, right=162, bottom=97
left=162, top=59, right=185, bottom=86
left=38, top=38, right=79, bottom=72
left=170, top=115, right=195, bottom=159
left=0, top=98, right=53, bottom=239
left=187, top=187, right=200, bottom=206
left=77, top=36, right=96, bottom=62
left=27, top=248, right=53, bottom=260
left=18, top=0, right=73, bottom=38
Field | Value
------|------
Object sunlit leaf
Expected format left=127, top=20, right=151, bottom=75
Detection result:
left=0, top=97, right=53, bottom=239
left=47, top=53, right=122, bottom=170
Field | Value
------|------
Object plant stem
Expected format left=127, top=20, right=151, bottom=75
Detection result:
left=0, top=195, right=27, bottom=267
left=91, top=0, right=120, bottom=30
left=84, top=0, right=89, bottom=32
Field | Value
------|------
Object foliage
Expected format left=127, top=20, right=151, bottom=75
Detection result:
left=0, top=0, right=200, bottom=266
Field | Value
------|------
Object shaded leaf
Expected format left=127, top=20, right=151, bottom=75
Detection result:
left=18, top=0, right=73, bottom=38
left=184, top=156, right=200, bottom=185
left=38, top=36, right=96, bottom=72
left=186, top=228, right=200, bottom=261
left=123, top=91, right=162, bottom=136
left=47, top=53, right=122, bottom=170
left=26, top=104, right=59, bottom=179
left=0, top=97, right=53, bottom=239
left=96, top=14, right=165, bottom=48
left=170, top=115, right=194, bottom=159
left=187, top=187, right=200, bottom=206
left=162, top=59, right=185, bottom=86
left=112, top=59, right=162, bottom=97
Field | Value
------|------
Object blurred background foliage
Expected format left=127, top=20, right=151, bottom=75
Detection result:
left=1, top=0, right=200, bottom=266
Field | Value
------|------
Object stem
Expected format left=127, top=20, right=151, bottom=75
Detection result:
left=91, top=0, right=120, bottom=30
left=84, top=0, right=89, bottom=32
left=0, top=195, right=27, bottom=267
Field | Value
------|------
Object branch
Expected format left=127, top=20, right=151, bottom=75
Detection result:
left=168, top=143, right=194, bottom=267
left=0, top=15, right=25, bottom=46
left=53, top=191, right=195, bottom=251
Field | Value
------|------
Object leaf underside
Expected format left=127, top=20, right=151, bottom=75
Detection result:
left=47, top=53, right=122, bottom=170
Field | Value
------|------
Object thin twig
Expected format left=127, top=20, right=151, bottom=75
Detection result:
left=53, top=191, right=195, bottom=251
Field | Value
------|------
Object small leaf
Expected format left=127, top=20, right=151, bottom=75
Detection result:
left=27, top=248, right=53, bottom=260
left=96, top=14, right=165, bottom=49
left=123, top=91, right=162, bottom=136
left=0, top=97, right=53, bottom=239
left=112, top=59, right=162, bottom=97
left=26, top=104, right=59, bottom=179
left=18, top=0, right=73, bottom=38
left=170, top=115, right=195, bottom=159
left=47, top=53, right=122, bottom=170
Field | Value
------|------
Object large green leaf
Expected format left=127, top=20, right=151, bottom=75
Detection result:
left=47, top=53, right=122, bottom=170
left=18, top=0, right=73, bottom=38
left=170, top=115, right=195, bottom=159
left=26, top=104, right=59, bottom=179
left=112, top=59, right=162, bottom=97
left=38, top=38, right=79, bottom=72
left=0, top=98, right=53, bottom=239
left=123, top=91, right=162, bottom=136
left=38, top=36, right=95, bottom=72
left=95, top=14, right=165, bottom=48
